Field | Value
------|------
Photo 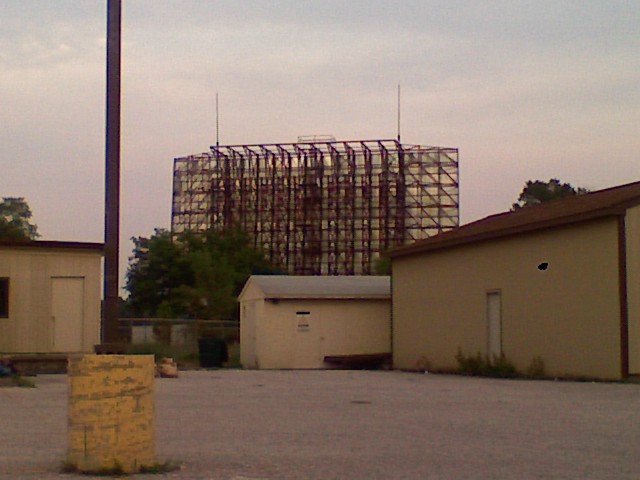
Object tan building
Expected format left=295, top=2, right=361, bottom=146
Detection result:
left=239, top=275, right=391, bottom=369
left=0, top=240, right=103, bottom=354
left=389, top=181, right=640, bottom=380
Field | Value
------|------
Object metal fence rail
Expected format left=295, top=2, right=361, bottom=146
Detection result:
left=118, top=318, right=239, bottom=348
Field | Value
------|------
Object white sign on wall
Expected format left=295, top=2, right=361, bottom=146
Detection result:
left=296, top=311, right=311, bottom=332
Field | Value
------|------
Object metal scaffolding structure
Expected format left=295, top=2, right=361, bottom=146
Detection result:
left=172, top=139, right=459, bottom=275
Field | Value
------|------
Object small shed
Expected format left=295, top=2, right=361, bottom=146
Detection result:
left=239, top=275, right=391, bottom=369
left=389, top=181, right=640, bottom=380
left=0, top=240, right=103, bottom=354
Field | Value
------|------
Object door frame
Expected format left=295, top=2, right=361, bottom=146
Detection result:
left=486, top=289, right=502, bottom=359
left=50, top=276, right=85, bottom=352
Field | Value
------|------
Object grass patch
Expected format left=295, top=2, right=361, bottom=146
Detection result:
left=13, top=375, right=36, bottom=388
left=526, top=356, right=546, bottom=378
left=61, top=461, right=125, bottom=476
left=455, top=349, right=518, bottom=378
left=419, top=351, right=629, bottom=383
left=61, top=460, right=181, bottom=476
left=139, top=460, right=182, bottom=474
left=0, top=375, right=36, bottom=388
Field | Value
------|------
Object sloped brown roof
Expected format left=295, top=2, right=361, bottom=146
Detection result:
left=389, top=180, right=640, bottom=258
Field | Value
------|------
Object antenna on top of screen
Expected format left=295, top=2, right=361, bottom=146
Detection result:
left=397, top=84, right=401, bottom=143
left=216, top=92, right=220, bottom=148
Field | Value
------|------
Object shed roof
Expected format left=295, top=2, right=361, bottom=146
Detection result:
left=0, top=239, right=104, bottom=253
left=243, top=275, right=391, bottom=299
left=389, top=180, right=640, bottom=258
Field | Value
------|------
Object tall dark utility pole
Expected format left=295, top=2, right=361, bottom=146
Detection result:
left=102, top=0, right=121, bottom=345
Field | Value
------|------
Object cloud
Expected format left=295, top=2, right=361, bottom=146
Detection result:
left=1, top=0, right=640, bottom=284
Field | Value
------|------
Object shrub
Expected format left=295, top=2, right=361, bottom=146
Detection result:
left=526, top=356, right=546, bottom=378
left=489, top=353, right=518, bottom=378
left=454, top=349, right=486, bottom=376
left=455, top=349, right=517, bottom=378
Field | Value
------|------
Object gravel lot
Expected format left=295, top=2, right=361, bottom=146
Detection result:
left=1, top=370, right=639, bottom=479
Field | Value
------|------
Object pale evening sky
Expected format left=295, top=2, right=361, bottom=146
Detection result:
left=1, top=1, right=639, bottom=280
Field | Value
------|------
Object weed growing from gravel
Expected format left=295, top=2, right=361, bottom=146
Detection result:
left=455, top=349, right=518, bottom=378
left=60, top=461, right=124, bottom=476
left=139, top=460, right=182, bottom=474
left=526, top=356, right=546, bottom=378
left=0, top=375, right=35, bottom=388
left=61, top=460, right=180, bottom=476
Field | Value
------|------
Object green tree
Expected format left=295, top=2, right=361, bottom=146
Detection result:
left=512, top=179, right=588, bottom=210
left=374, top=254, right=391, bottom=275
left=0, top=197, right=39, bottom=240
left=124, top=228, right=192, bottom=318
left=124, top=227, right=281, bottom=319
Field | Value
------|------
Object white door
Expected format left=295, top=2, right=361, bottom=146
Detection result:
left=51, top=277, right=84, bottom=352
left=293, top=311, right=321, bottom=368
left=487, top=291, right=502, bottom=359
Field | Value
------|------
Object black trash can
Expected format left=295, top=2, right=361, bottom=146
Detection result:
left=198, top=338, right=228, bottom=368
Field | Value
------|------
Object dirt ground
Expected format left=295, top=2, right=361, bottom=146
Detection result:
left=1, top=369, right=639, bottom=479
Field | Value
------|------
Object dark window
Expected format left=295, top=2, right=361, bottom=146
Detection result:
left=0, top=278, right=8, bottom=318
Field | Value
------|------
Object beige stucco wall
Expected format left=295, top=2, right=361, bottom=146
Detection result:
left=626, top=205, right=640, bottom=374
left=0, top=247, right=101, bottom=353
left=240, top=297, right=390, bottom=369
left=239, top=281, right=263, bottom=368
left=392, top=218, right=623, bottom=380
left=239, top=298, right=263, bottom=368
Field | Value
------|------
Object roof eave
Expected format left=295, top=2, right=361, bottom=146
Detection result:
left=264, top=294, right=391, bottom=301
left=0, top=240, right=104, bottom=253
left=389, top=206, right=625, bottom=259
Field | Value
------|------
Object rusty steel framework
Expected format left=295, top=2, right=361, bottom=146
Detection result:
left=172, top=139, right=459, bottom=275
